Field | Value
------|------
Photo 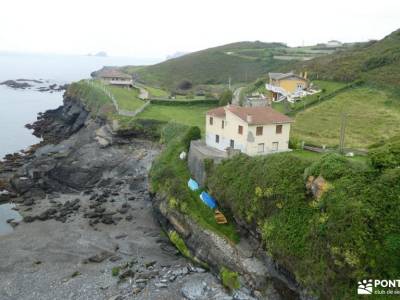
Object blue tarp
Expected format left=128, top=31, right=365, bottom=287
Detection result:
left=200, top=192, right=217, bottom=209
left=188, top=178, right=199, bottom=191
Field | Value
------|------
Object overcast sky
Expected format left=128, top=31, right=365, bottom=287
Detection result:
left=1, top=0, right=399, bottom=59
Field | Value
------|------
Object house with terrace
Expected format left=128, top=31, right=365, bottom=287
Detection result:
left=205, top=105, right=293, bottom=156
left=94, top=68, right=133, bottom=87
left=266, top=72, right=310, bottom=102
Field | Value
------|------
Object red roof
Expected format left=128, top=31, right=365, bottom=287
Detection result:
left=207, top=106, right=226, bottom=118
left=97, top=68, right=132, bottom=79
left=207, top=105, right=292, bottom=125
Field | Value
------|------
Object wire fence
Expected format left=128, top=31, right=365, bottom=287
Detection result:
left=85, top=80, right=150, bottom=117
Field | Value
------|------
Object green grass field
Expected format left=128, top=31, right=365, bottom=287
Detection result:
left=108, top=86, right=145, bottom=111
left=292, top=86, right=400, bottom=149
left=136, top=103, right=217, bottom=132
left=144, top=85, right=170, bottom=98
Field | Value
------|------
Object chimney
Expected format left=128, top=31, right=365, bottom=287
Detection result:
left=299, top=71, right=303, bottom=78
left=246, top=114, right=253, bottom=123
left=304, top=71, right=308, bottom=79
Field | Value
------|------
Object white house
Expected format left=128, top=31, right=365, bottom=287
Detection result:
left=326, top=40, right=343, bottom=48
left=95, top=68, right=133, bottom=87
left=205, top=105, right=293, bottom=156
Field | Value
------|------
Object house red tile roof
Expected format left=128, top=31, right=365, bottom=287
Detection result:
left=207, top=106, right=226, bottom=118
left=97, top=68, right=132, bottom=79
left=207, top=105, right=293, bottom=125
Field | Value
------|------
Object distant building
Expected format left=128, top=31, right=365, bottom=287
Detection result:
left=94, top=68, right=133, bottom=87
left=205, top=105, right=292, bottom=156
left=267, top=72, right=309, bottom=100
left=326, top=40, right=343, bottom=48
left=244, top=93, right=270, bottom=108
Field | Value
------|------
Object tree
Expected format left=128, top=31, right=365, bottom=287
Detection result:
left=219, top=89, right=233, bottom=106
left=177, top=79, right=193, bottom=90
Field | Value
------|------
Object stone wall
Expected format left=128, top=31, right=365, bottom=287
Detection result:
left=187, top=140, right=226, bottom=186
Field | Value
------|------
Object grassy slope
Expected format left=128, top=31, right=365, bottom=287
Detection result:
left=292, top=29, right=400, bottom=89
left=206, top=151, right=400, bottom=299
left=292, top=86, right=400, bottom=148
left=123, top=42, right=292, bottom=90
left=108, top=86, right=145, bottom=111
left=136, top=103, right=217, bottom=133
left=67, top=81, right=116, bottom=117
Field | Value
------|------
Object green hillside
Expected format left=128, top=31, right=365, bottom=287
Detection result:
left=122, top=42, right=288, bottom=90
left=291, top=86, right=400, bottom=149
left=122, top=41, right=336, bottom=91
left=293, top=29, right=400, bottom=89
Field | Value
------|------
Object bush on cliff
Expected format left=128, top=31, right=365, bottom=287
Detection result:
left=182, top=126, right=201, bottom=150
left=207, top=151, right=400, bottom=298
left=220, top=266, right=240, bottom=291
left=368, top=135, right=400, bottom=170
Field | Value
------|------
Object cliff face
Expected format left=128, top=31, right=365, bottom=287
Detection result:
left=152, top=193, right=310, bottom=300
left=27, top=93, right=91, bottom=145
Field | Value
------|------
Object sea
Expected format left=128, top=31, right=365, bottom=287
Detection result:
left=0, top=52, right=160, bottom=159
left=0, top=53, right=159, bottom=234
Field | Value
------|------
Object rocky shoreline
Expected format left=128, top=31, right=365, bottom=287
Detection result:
left=0, top=79, right=69, bottom=92
left=0, top=92, right=256, bottom=299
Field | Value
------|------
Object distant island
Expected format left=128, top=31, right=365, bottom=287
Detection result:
left=86, top=51, right=108, bottom=57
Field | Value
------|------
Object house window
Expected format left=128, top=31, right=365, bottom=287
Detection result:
left=209, top=117, right=213, bottom=125
left=297, top=83, right=304, bottom=89
left=272, top=142, right=279, bottom=151
left=238, top=125, right=243, bottom=135
left=256, top=126, right=263, bottom=136
left=230, top=139, right=234, bottom=148
left=215, top=135, right=219, bottom=143
left=258, top=143, right=265, bottom=153
left=276, top=124, right=283, bottom=134
left=221, top=120, right=224, bottom=129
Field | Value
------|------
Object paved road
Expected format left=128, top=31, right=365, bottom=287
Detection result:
left=232, top=87, right=244, bottom=105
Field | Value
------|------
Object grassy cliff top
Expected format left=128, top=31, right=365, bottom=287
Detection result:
left=292, top=29, right=400, bottom=89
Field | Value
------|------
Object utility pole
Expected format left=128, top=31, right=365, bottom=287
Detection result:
left=339, top=113, right=347, bottom=154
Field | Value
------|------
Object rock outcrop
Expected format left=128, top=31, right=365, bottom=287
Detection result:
left=25, top=94, right=91, bottom=145
left=152, top=193, right=310, bottom=300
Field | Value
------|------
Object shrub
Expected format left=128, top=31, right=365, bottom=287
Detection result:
left=368, top=137, right=400, bottom=170
left=220, top=267, right=240, bottom=291
left=289, top=137, right=301, bottom=149
left=218, top=89, right=233, bottom=106
left=182, top=126, right=201, bottom=150
left=111, top=267, right=120, bottom=277
left=168, top=230, right=191, bottom=258
left=305, top=153, right=354, bottom=181
left=177, top=79, right=193, bottom=90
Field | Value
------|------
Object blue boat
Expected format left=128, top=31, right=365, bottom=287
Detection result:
left=199, top=192, right=217, bottom=209
left=188, top=178, right=199, bottom=191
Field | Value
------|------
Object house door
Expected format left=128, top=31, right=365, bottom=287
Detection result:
left=272, top=142, right=279, bottom=151
left=258, top=143, right=265, bottom=153
left=230, top=139, right=234, bottom=148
